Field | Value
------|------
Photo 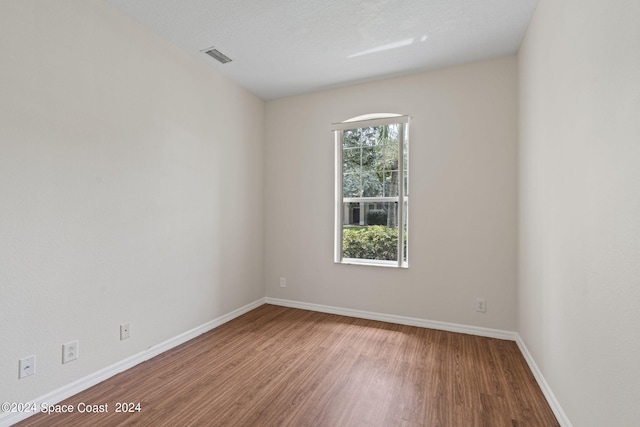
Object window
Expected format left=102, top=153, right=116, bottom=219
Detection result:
left=332, top=113, right=409, bottom=267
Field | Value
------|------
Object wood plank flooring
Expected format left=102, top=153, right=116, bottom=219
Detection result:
left=16, top=304, right=558, bottom=426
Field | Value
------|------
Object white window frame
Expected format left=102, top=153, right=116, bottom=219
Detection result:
left=332, top=114, right=409, bottom=268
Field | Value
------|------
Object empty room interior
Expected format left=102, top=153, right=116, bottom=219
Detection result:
left=1, top=0, right=638, bottom=426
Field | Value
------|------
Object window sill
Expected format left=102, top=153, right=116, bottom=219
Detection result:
left=338, top=258, right=409, bottom=268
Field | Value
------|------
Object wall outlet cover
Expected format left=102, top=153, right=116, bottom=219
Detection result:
left=19, top=355, right=36, bottom=379
left=62, top=341, right=79, bottom=364
left=120, top=323, right=130, bottom=340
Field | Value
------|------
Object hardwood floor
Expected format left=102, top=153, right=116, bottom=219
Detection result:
left=16, top=304, right=558, bottom=426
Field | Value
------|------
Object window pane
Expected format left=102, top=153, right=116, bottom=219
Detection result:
left=342, top=202, right=362, bottom=225
left=343, top=147, right=360, bottom=174
left=379, top=124, right=398, bottom=144
left=361, top=127, right=378, bottom=147
left=342, top=202, right=398, bottom=261
left=342, top=129, right=361, bottom=148
left=382, top=142, right=398, bottom=165
left=361, top=146, right=377, bottom=167
left=382, top=170, right=399, bottom=197
left=362, top=169, right=383, bottom=197
left=343, top=173, right=360, bottom=198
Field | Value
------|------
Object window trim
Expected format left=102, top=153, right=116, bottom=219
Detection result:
left=332, top=114, right=410, bottom=268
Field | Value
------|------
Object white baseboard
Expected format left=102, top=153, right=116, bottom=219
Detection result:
left=0, top=298, right=265, bottom=427
left=3, top=297, right=571, bottom=427
left=516, top=335, right=572, bottom=427
left=265, top=297, right=518, bottom=341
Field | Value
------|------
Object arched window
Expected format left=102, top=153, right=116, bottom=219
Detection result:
left=331, top=113, right=409, bottom=267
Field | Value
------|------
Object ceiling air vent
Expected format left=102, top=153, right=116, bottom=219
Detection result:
left=203, top=47, right=232, bottom=64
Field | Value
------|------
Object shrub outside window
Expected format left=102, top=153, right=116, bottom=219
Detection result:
left=332, top=114, right=409, bottom=267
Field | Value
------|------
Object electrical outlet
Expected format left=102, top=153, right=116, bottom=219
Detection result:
left=280, top=277, right=286, bottom=288
left=62, top=340, right=79, bottom=364
left=19, top=355, right=36, bottom=379
left=120, top=323, right=130, bottom=340
left=476, top=298, right=487, bottom=313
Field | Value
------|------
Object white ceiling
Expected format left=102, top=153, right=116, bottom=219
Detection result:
left=104, top=0, right=538, bottom=100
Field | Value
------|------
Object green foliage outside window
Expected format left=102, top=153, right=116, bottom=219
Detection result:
left=343, top=226, right=398, bottom=261
left=366, top=209, right=388, bottom=226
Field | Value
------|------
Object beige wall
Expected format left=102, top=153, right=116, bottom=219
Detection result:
left=0, top=1, right=264, bottom=403
left=518, top=0, right=640, bottom=425
left=265, top=57, right=518, bottom=331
